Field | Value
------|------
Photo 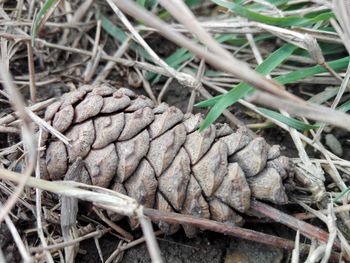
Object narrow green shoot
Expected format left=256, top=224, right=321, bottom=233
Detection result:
left=211, top=0, right=334, bottom=27
left=31, top=0, right=60, bottom=45
left=257, top=108, right=320, bottom=131
left=198, top=43, right=297, bottom=130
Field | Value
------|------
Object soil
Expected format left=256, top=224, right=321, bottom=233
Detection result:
left=0, top=223, right=20, bottom=262
left=77, top=227, right=287, bottom=263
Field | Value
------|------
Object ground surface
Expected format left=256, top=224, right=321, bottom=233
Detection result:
left=76, top=228, right=287, bottom=263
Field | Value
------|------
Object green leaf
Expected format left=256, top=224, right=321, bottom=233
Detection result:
left=136, top=0, right=158, bottom=8
left=197, top=43, right=297, bottom=130
left=31, top=0, right=60, bottom=44
left=99, top=14, right=151, bottom=60
left=196, top=95, right=224, bottom=108
left=137, top=0, right=146, bottom=6
left=198, top=56, right=350, bottom=108
left=99, top=13, right=193, bottom=84
left=257, top=108, right=320, bottom=131
left=337, top=100, right=350, bottom=113
left=148, top=34, right=257, bottom=83
left=212, top=0, right=334, bottom=27
left=100, top=14, right=127, bottom=41
left=265, top=0, right=289, bottom=6
left=147, top=48, right=192, bottom=83
left=186, top=0, right=202, bottom=6
left=275, top=57, right=350, bottom=84
left=335, top=188, right=350, bottom=202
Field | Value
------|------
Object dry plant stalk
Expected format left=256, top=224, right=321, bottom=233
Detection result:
left=41, top=84, right=292, bottom=237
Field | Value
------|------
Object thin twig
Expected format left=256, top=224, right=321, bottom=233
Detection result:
left=107, top=0, right=199, bottom=91
left=136, top=207, right=163, bottom=263
left=0, top=62, right=36, bottom=223
left=0, top=168, right=162, bottom=262
left=92, top=207, right=133, bottom=241
left=294, top=204, right=350, bottom=220
left=26, top=40, right=36, bottom=103
left=35, top=129, right=54, bottom=263
left=105, top=240, right=123, bottom=263
left=314, top=62, right=350, bottom=140
left=2, top=202, right=33, bottom=263
left=30, top=228, right=111, bottom=253
left=250, top=200, right=340, bottom=249
left=93, top=38, right=131, bottom=85
left=24, top=109, right=71, bottom=146
left=0, top=98, right=55, bottom=126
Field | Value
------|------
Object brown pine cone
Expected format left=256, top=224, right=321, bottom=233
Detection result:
left=42, top=84, right=292, bottom=237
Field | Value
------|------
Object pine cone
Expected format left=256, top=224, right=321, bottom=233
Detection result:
left=42, top=84, right=292, bottom=237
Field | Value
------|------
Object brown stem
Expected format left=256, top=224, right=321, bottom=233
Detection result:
left=26, top=41, right=36, bottom=103
left=250, top=200, right=341, bottom=249
left=143, top=208, right=303, bottom=251
left=143, top=207, right=342, bottom=262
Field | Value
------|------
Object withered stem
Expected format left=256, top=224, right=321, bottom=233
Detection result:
left=143, top=206, right=342, bottom=261
left=143, top=208, right=303, bottom=251
left=250, top=200, right=341, bottom=249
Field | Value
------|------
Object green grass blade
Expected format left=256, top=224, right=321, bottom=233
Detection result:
left=335, top=188, right=350, bottom=202
left=100, top=12, right=194, bottom=84
left=337, top=100, right=350, bottom=113
left=197, top=56, right=350, bottom=108
left=197, top=44, right=297, bottom=130
left=212, top=0, right=334, bottom=27
left=31, top=0, right=59, bottom=44
left=99, top=14, right=151, bottom=60
left=100, top=13, right=194, bottom=83
left=148, top=48, right=192, bottom=83
left=264, top=0, right=289, bottom=6
left=195, top=95, right=224, bottom=108
left=148, top=34, right=262, bottom=83
left=137, top=0, right=146, bottom=6
left=257, top=108, right=320, bottom=131
left=136, top=0, right=158, bottom=8
left=275, top=57, right=350, bottom=84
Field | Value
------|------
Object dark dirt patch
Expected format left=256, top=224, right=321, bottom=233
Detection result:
left=121, top=233, right=226, bottom=263
left=0, top=223, right=20, bottom=263
left=77, top=229, right=288, bottom=263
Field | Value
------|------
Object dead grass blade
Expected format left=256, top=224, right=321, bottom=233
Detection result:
left=314, top=62, right=350, bottom=140
left=0, top=62, right=36, bottom=223
left=106, top=0, right=200, bottom=92
left=332, top=0, right=350, bottom=54
left=112, top=0, right=301, bottom=103
left=246, top=91, right=350, bottom=131
left=2, top=201, right=33, bottom=263
left=35, top=129, right=54, bottom=263
left=291, top=230, right=300, bottom=263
